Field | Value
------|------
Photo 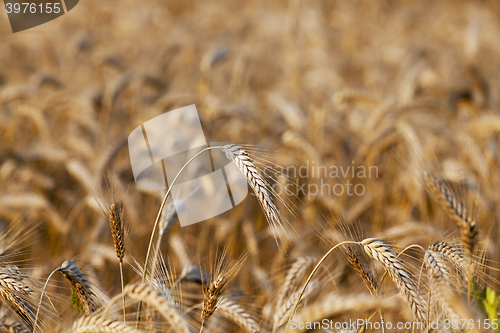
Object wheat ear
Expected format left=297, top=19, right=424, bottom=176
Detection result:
left=275, top=257, right=314, bottom=313
left=273, top=281, right=318, bottom=332
left=424, top=249, right=459, bottom=322
left=140, top=144, right=279, bottom=325
left=429, top=241, right=467, bottom=269
left=59, top=261, right=96, bottom=316
left=0, top=321, right=30, bottom=333
left=423, top=173, right=478, bottom=258
left=423, top=173, right=478, bottom=301
left=0, top=267, right=35, bottom=331
left=217, top=298, right=261, bottom=333
left=220, top=144, right=289, bottom=240
left=104, top=283, right=191, bottom=333
left=107, top=203, right=126, bottom=322
left=361, top=238, right=427, bottom=322
left=344, top=245, right=381, bottom=297
left=201, top=251, right=247, bottom=331
left=72, top=316, right=142, bottom=333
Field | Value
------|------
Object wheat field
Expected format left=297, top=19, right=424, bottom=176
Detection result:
left=1, top=0, right=500, bottom=332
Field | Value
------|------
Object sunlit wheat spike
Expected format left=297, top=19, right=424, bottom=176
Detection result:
left=122, top=283, right=191, bottom=333
left=423, top=173, right=478, bottom=258
left=424, top=249, right=459, bottom=322
left=0, top=321, right=30, bottom=333
left=0, top=266, right=35, bottom=330
left=429, top=241, right=467, bottom=267
left=202, top=274, right=226, bottom=323
left=360, top=238, right=427, bottom=322
left=220, top=144, right=290, bottom=240
left=107, top=203, right=125, bottom=261
left=424, top=250, right=451, bottom=283
left=275, top=257, right=314, bottom=312
left=0, top=268, right=33, bottom=295
left=201, top=249, right=248, bottom=326
left=59, top=261, right=97, bottom=316
left=218, top=298, right=261, bottom=333
left=272, top=281, right=318, bottom=332
left=343, top=245, right=381, bottom=296
left=72, top=316, right=142, bottom=333
left=0, top=290, right=35, bottom=331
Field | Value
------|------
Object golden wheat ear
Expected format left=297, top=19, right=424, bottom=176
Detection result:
left=0, top=265, right=37, bottom=331
left=200, top=247, right=248, bottom=331
left=0, top=320, right=31, bottom=333
left=220, top=144, right=294, bottom=243
left=423, top=172, right=478, bottom=259
left=72, top=315, right=142, bottom=333
left=102, top=282, right=192, bottom=333
left=424, top=248, right=460, bottom=322
left=360, top=238, right=428, bottom=322
left=59, top=260, right=97, bottom=316
left=216, top=298, right=261, bottom=333
left=106, top=201, right=127, bottom=322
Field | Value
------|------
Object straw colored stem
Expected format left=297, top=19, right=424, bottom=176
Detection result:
left=286, top=241, right=358, bottom=329
left=137, top=146, right=218, bottom=326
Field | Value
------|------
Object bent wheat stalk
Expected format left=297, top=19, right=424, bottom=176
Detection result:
left=287, top=239, right=428, bottom=329
left=139, top=144, right=283, bottom=325
left=286, top=240, right=358, bottom=329
left=33, top=267, right=61, bottom=333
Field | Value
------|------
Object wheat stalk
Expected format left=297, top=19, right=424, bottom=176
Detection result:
left=139, top=144, right=279, bottom=325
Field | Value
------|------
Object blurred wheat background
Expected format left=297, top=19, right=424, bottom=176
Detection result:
left=1, top=0, right=500, bottom=332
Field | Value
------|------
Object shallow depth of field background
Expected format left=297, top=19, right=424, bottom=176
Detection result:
left=2, top=0, right=500, bottom=330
